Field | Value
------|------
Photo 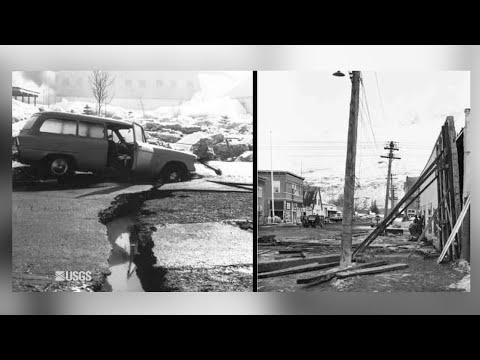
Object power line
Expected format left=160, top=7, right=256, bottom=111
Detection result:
left=374, top=72, right=388, bottom=125
left=360, top=76, right=378, bottom=151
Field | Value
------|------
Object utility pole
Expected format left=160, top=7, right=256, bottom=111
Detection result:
left=291, top=186, right=294, bottom=223
left=381, top=141, right=400, bottom=217
left=390, top=173, right=395, bottom=209
left=270, top=131, right=275, bottom=223
left=340, top=71, right=361, bottom=269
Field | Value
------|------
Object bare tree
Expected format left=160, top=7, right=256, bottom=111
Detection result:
left=138, top=96, right=146, bottom=118
left=89, top=70, right=115, bottom=116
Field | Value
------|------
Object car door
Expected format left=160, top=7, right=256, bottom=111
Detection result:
left=75, top=120, right=108, bottom=171
left=131, top=122, right=156, bottom=178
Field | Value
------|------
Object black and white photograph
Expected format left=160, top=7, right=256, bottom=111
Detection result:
left=257, top=70, right=471, bottom=292
left=11, top=70, right=253, bottom=292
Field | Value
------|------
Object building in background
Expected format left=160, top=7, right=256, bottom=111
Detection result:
left=302, top=186, right=324, bottom=217
left=51, top=71, right=253, bottom=113
left=404, top=176, right=420, bottom=217
left=12, top=87, right=39, bottom=106
left=257, top=175, right=267, bottom=224
left=257, top=170, right=304, bottom=223
left=53, top=71, right=202, bottom=109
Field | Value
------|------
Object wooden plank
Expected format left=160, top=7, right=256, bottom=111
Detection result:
left=447, top=117, right=463, bottom=254
left=438, top=195, right=471, bottom=264
left=258, top=254, right=341, bottom=273
left=435, top=139, right=443, bottom=251
left=278, top=249, right=304, bottom=254
left=274, top=254, right=305, bottom=260
left=353, top=161, right=439, bottom=256
left=336, top=263, right=409, bottom=278
left=258, top=261, right=339, bottom=279
left=297, top=268, right=339, bottom=285
left=258, top=235, right=276, bottom=243
left=297, top=260, right=388, bottom=285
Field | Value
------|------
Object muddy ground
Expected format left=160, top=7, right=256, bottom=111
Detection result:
left=258, top=223, right=469, bottom=292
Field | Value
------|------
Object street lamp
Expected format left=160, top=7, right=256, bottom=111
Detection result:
left=333, top=71, right=345, bottom=77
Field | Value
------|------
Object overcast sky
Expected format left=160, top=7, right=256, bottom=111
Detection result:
left=258, top=71, right=470, bottom=180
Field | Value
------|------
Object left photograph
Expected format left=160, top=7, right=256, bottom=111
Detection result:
left=12, top=70, right=253, bottom=292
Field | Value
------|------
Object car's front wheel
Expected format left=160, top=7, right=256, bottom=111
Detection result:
left=160, top=164, right=188, bottom=184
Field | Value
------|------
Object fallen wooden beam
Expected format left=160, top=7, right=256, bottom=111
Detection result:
left=278, top=249, right=304, bottom=254
left=258, top=261, right=339, bottom=279
left=207, top=179, right=253, bottom=186
left=385, top=228, right=403, bottom=235
left=274, top=253, right=305, bottom=260
left=296, top=260, right=388, bottom=285
left=258, top=254, right=341, bottom=273
left=437, top=195, right=471, bottom=264
left=258, top=235, right=277, bottom=245
left=353, top=162, right=439, bottom=256
left=336, top=263, right=408, bottom=278
left=297, top=267, right=339, bottom=285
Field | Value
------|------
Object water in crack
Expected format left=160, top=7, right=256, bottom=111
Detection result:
left=101, top=216, right=144, bottom=292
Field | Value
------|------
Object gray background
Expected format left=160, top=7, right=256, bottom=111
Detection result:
left=0, top=45, right=477, bottom=314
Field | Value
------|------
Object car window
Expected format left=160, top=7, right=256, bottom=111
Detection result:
left=78, top=121, right=105, bottom=139
left=22, top=114, right=40, bottom=130
left=39, top=118, right=77, bottom=135
left=117, top=128, right=134, bottom=143
left=133, top=123, right=146, bottom=143
left=107, top=129, right=121, bottom=143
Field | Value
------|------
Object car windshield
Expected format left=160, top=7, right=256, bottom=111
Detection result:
left=133, top=123, right=146, bottom=143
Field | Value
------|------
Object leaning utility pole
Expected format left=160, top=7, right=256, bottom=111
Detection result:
left=381, top=141, right=400, bottom=217
left=340, top=71, right=361, bottom=268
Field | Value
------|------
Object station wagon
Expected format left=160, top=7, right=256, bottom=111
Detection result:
left=12, top=111, right=197, bottom=184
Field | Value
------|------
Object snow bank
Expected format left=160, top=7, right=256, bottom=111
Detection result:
left=235, top=151, right=253, bottom=162
left=208, top=161, right=252, bottom=182
left=12, top=120, right=30, bottom=137
left=12, top=99, right=39, bottom=123
left=172, top=132, right=208, bottom=152
left=449, top=274, right=470, bottom=292
left=194, top=161, right=252, bottom=183
left=49, top=98, right=132, bottom=120
left=179, top=93, right=247, bottom=119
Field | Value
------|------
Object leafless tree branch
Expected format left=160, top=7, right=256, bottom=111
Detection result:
left=89, top=70, right=115, bottom=116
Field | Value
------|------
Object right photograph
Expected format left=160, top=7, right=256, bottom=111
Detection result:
left=257, top=71, right=471, bottom=292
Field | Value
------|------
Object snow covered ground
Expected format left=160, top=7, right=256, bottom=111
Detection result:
left=11, top=94, right=253, bottom=152
left=449, top=274, right=470, bottom=292
left=195, top=161, right=252, bottom=183
left=12, top=94, right=253, bottom=180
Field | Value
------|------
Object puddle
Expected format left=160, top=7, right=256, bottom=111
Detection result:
left=101, top=216, right=144, bottom=292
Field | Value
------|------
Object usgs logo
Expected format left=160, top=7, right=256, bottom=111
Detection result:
left=55, top=271, right=92, bottom=282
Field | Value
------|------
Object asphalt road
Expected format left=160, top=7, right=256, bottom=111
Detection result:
left=12, top=173, right=253, bottom=292
left=12, top=175, right=153, bottom=291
